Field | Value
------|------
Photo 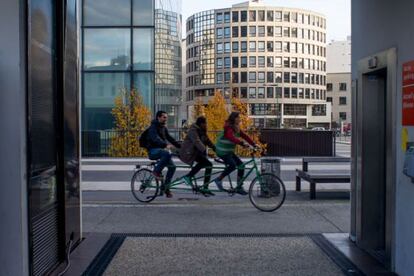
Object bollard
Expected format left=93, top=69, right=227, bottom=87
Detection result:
left=260, top=157, right=283, bottom=195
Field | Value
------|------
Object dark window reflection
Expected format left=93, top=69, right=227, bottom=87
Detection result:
left=84, top=0, right=131, bottom=26
left=84, top=29, right=131, bottom=70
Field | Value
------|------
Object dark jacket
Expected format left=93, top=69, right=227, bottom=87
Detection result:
left=179, top=123, right=215, bottom=165
left=147, top=119, right=180, bottom=150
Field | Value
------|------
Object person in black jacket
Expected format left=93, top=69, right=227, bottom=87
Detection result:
left=147, top=111, right=181, bottom=197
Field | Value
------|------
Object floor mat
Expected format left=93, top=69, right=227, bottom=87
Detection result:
left=83, top=234, right=357, bottom=276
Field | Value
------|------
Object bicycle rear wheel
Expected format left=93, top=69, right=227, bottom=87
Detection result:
left=131, top=168, right=159, bottom=203
left=249, top=173, right=286, bottom=212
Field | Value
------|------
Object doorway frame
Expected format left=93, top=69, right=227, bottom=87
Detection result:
left=353, top=48, right=397, bottom=269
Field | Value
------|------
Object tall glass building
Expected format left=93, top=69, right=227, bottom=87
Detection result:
left=81, top=0, right=182, bottom=155
left=155, top=0, right=183, bottom=127
left=185, top=0, right=331, bottom=128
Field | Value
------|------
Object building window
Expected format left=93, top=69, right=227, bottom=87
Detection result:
left=241, top=72, right=247, bottom=83
left=224, top=72, right=231, bottom=83
left=258, top=41, right=265, bottom=52
left=224, top=27, right=230, bottom=38
left=249, top=72, right=256, bottom=83
left=267, top=56, right=273, bottom=67
left=232, top=26, right=239, bottom=37
left=291, top=57, right=298, bottom=68
left=224, top=57, right=230, bottom=68
left=284, top=72, right=290, bottom=83
left=327, top=97, right=332, bottom=102
left=275, top=11, right=282, bottom=21
left=339, top=83, right=347, bottom=91
left=249, top=10, right=256, bottom=21
left=241, top=41, right=247, bottom=52
left=249, top=41, right=256, bottom=52
left=258, top=87, right=265, bottom=98
left=232, top=42, right=239, bottom=52
left=283, top=42, right=290, bottom=52
left=216, top=73, right=223, bottom=84
left=249, top=26, right=256, bottom=37
left=275, top=41, right=282, bottom=52
left=224, top=42, right=231, bottom=53
left=241, top=11, right=247, bottom=22
left=267, top=41, right=274, bottom=52
left=275, top=57, right=282, bottom=68
left=258, top=56, right=265, bottom=67
left=298, top=88, right=304, bottom=98
left=224, top=12, right=230, bottom=23
left=284, top=104, right=307, bottom=116
left=266, top=87, right=274, bottom=98
left=216, top=13, right=223, bottom=24
left=291, top=88, right=298, bottom=98
left=283, top=57, right=290, bottom=68
left=339, top=97, right=347, bottom=105
left=312, top=104, right=326, bottom=116
left=249, top=87, right=256, bottom=98
left=216, top=28, right=223, bottom=38
left=232, top=57, right=239, bottom=68
left=284, top=12, right=290, bottom=22
left=291, top=72, right=298, bottom=83
left=258, top=26, right=265, bottom=37
left=327, top=83, right=333, bottom=91
left=216, top=58, right=223, bottom=69
left=258, top=72, right=265, bottom=83
left=339, top=112, right=347, bottom=120
left=267, top=10, right=274, bottom=21
left=241, top=87, right=247, bottom=98
left=258, top=10, right=265, bottom=21
left=249, top=56, right=256, bottom=67
left=133, top=0, right=154, bottom=25
left=232, top=72, right=239, bottom=83
left=275, top=26, right=282, bottom=37
left=275, top=72, right=282, bottom=83
left=232, top=11, right=239, bottom=22
left=283, top=27, right=290, bottom=37
left=241, top=26, right=247, bottom=37
left=267, top=72, right=274, bottom=83
left=284, top=87, right=290, bottom=98
left=241, top=56, right=247, bottom=67
left=267, top=26, right=273, bottom=36
left=216, top=43, right=223, bottom=53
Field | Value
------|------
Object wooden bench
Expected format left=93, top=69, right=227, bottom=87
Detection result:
left=295, top=157, right=351, bottom=199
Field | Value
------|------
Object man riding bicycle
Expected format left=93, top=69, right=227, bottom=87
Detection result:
left=146, top=111, right=181, bottom=198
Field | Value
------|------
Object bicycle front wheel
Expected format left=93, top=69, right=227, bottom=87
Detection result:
left=131, top=168, right=159, bottom=203
left=249, top=173, right=286, bottom=212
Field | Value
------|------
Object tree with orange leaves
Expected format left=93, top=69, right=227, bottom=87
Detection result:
left=109, top=88, right=151, bottom=157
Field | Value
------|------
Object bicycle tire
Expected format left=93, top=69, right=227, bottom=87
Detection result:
left=131, top=168, right=159, bottom=203
left=248, top=173, right=286, bottom=212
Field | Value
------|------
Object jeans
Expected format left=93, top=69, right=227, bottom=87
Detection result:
left=186, top=154, right=212, bottom=186
left=219, top=153, right=244, bottom=182
left=149, top=148, right=176, bottom=186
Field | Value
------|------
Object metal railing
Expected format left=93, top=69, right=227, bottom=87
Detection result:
left=82, top=128, right=336, bottom=157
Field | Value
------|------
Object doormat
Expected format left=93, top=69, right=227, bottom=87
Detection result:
left=82, top=233, right=364, bottom=276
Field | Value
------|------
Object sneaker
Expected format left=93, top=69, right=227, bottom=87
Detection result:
left=214, top=179, right=225, bottom=191
left=200, top=187, right=215, bottom=196
left=165, top=190, right=173, bottom=198
left=235, top=186, right=248, bottom=195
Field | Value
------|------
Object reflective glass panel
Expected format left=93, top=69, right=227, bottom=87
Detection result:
left=133, top=0, right=154, bottom=26
left=84, top=0, right=130, bottom=26
left=84, top=29, right=131, bottom=70
left=133, top=28, right=154, bottom=70
left=134, top=72, right=154, bottom=107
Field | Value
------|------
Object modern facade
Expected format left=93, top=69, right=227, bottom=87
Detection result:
left=326, top=37, right=351, bottom=126
left=81, top=0, right=182, bottom=155
left=184, top=0, right=331, bottom=128
left=1, top=0, right=81, bottom=275
left=155, top=0, right=182, bottom=127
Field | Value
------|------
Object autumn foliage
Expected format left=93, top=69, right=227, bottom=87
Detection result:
left=109, top=88, right=151, bottom=157
left=194, top=90, right=266, bottom=157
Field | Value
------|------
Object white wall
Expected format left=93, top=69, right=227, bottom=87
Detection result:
left=352, top=1, right=414, bottom=274
left=0, top=0, right=29, bottom=275
left=327, top=38, right=351, bottom=74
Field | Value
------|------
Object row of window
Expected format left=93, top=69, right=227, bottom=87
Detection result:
left=187, top=56, right=326, bottom=75
left=214, top=71, right=326, bottom=85
left=187, top=10, right=326, bottom=30
left=327, top=82, right=348, bottom=91
left=187, top=41, right=326, bottom=59
left=216, top=26, right=326, bottom=43
left=187, top=86, right=326, bottom=101
left=327, top=96, right=348, bottom=105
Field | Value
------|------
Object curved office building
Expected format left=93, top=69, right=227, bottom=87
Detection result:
left=185, top=0, right=330, bottom=128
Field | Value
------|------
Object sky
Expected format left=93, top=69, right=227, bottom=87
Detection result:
left=181, top=0, right=351, bottom=41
